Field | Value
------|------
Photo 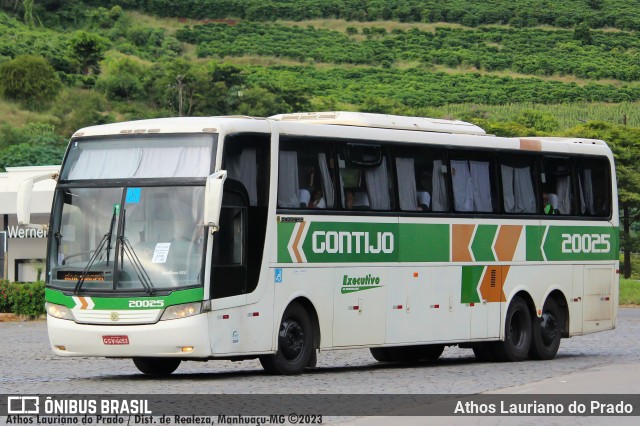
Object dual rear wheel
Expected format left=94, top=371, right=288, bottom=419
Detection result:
left=473, top=296, right=564, bottom=363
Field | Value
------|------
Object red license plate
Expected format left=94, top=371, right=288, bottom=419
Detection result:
left=102, top=335, right=129, bottom=345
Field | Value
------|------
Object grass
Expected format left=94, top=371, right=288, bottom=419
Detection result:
left=620, top=278, right=640, bottom=305
left=0, top=100, right=56, bottom=128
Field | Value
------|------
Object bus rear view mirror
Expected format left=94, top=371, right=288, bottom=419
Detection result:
left=204, top=170, right=227, bottom=232
left=17, top=172, right=58, bottom=225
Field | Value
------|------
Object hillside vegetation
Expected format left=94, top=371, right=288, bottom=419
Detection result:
left=0, top=0, right=638, bottom=163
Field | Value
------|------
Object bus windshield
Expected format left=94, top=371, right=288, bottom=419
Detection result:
left=49, top=186, right=206, bottom=292
left=61, top=134, right=215, bottom=180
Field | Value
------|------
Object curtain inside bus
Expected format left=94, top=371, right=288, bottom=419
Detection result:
left=62, top=135, right=215, bottom=180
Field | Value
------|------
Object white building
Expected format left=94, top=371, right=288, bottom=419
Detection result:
left=0, top=165, right=59, bottom=282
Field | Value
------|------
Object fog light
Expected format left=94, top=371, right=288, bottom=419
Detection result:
left=181, top=346, right=194, bottom=353
left=55, top=345, right=66, bottom=351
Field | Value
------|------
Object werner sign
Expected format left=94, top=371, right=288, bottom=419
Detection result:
left=6, top=225, right=48, bottom=239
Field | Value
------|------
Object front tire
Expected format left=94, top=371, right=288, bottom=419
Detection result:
left=133, top=357, right=181, bottom=375
left=260, top=303, right=314, bottom=375
left=493, top=296, right=532, bottom=362
left=529, top=298, right=563, bottom=360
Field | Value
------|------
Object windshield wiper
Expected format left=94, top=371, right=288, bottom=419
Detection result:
left=74, top=206, right=118, bottom=294
left=117, top=209, right=156, bottom=295
left=105, top=205, right=116, bottom=267
left=119, top=237, right=155, bottom=295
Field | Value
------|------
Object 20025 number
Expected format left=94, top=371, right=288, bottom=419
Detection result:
left=561, top=233, right=610, bottom=254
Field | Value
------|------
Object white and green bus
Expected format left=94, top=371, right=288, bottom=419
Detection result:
left=18, top=112, right=618, bottom=375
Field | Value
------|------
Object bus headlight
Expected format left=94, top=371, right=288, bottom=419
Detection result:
left=160, top=302, right=202, bottom=321
left=46, top=303, right=75, bottom=321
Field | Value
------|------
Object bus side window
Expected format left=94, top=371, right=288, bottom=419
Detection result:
left=338, top=144, right=394, bottom=211
left=542, top=157, right=574, bottom=215
left=396, top=148, right=449, bottom=212
left=500, top=155, right=537, bottom=214
left=450, top=153, right=497, bottom=213
left=277, top=139, right=335, bottom=210
left=576, top=157, right=611, bottom=217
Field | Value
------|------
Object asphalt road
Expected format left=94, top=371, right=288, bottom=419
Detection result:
left=1, top=308, right=639, bottom=424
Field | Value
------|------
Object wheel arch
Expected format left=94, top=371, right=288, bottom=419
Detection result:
left=285, top=296, right=321, bottom=350
left=511, top=289, right=537, bottom=323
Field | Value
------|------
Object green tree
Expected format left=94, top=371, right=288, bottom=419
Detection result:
left=95, top=53, right=149, bottom=101
left=68, top=31, right=109, bottom=75
left=0, top=122, right=66, bottom=171
left=233, top=87, right=286, bottom=117
left=587, top=0, right=604, bottom=10
left=0, top=55, right=61, bottom=110
left=0, top=143, right=65, bottom=170
left=515, top=110, right=559, bottom=132
left=574, top=22, right=593, bottom=45
left=150, top=58, right=209, bottom=116
left=52, top=88, right=113, bottom=136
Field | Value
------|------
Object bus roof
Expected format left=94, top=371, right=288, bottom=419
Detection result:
left=269, top=111, right=487, bottom=135
left=70, top=114, right=609, bottom=152
left=72, top=116, right=269, bottom=138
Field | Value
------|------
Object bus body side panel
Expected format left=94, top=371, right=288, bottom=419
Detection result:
left=427, top=266, right=471, bottom=342
left=582, top=265, right=616, bottom=333
left=272, top=265, right=335, bottom=350
left=332, top=266, right=386, bottom=347
left=571, top=265, right=584, bottom=335
left=385, top=267, right=429, bottom=344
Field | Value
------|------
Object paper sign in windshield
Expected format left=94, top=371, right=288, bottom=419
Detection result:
left=152, top=243, right=171, bottom=263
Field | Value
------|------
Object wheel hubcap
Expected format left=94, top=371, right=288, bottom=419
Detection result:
left=540, top=311, right=558, bottom=345
left=279, top=319, right=304, bottom=360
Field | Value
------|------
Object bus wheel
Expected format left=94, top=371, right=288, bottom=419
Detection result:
left=133, top=357, right=181, bottom=375
left=493, top=296, right=532, bottom=362
left=260, top=303, right=313, bottom=375
left=529, top=298, right=563, bottom=360
left=419, top=344, right=445, bottom=361
left=370, top=348, right=394, bottom=362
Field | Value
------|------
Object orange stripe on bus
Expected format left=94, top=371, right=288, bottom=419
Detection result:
left=479, top=265, right=507, bottom=303
left=494, top=225, right=523, bottom=261
left=452, top=224, right=475, bottom=262
left=292, top=222, right=307, bottom=263
left=519, top=139, right=542, bottom=151
left=78, top=297, right=89, bottom=309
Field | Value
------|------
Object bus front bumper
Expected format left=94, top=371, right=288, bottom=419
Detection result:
left=47, top=314, right=211, bottom=358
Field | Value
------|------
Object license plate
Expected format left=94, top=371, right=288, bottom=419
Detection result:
left=102, top=335, right=129, bottom=345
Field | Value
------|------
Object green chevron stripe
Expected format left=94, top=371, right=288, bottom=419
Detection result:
left=526, top=226, right=545, bottom=261
left=461, top=265, right=484, bottom=304
left=471, top=225, right=498, bottom=262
